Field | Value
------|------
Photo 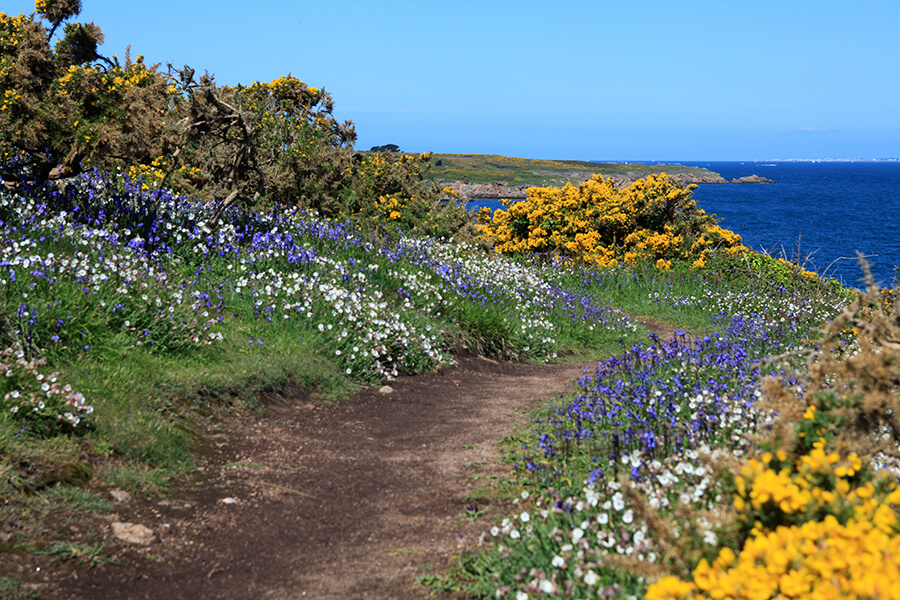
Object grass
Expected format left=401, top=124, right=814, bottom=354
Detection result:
left=34, top=540, right=118, bottom=568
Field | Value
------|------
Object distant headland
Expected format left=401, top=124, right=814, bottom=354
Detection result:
left=423, top=153, right=773, bottom=201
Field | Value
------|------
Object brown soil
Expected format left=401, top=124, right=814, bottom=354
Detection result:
left=10, top=321, right=675, bottom=600
left=23, top=357, right=587, bottom=600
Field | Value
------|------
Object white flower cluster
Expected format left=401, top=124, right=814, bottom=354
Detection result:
left=1, top=344, right=93, bottom=429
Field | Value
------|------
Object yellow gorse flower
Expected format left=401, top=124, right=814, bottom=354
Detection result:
left=476, top=173, right=747, bottom=270
left=649, top=516, right=900, bottom=600
left=649, top=443, right=900, bottom=600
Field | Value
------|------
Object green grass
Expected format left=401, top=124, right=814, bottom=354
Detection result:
left=34, top=540, right=118, bottom=568
left=0, top=577, right=22, bottom=596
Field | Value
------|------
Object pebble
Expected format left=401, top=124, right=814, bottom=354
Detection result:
left=111, top=522, right=155, bottom=545
left=109, top=489, right=132, bottom=503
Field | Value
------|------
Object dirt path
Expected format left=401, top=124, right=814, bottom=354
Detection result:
left=44, top=356, right=596, bottom=600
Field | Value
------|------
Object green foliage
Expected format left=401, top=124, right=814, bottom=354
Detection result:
left=709, top=248, right=847, bottom=299
left=341, top=151, right=470, bottom=238
left=0, top=9, right=176, bottom=182
left=35, top=539, right=117, bottom=568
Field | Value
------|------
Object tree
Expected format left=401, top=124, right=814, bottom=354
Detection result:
left=370, top=144, right=400, bottom=152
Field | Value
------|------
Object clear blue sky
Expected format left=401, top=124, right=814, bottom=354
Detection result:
left=7, top=0, right=900, bottom=160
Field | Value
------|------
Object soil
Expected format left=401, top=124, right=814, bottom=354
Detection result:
left=11, top=321, right=676, bottom=600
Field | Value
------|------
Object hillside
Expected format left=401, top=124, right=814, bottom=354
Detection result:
left=423, top=153, right=726, bottom=190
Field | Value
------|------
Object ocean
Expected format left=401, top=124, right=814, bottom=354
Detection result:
left=468, top=161, right=900, bottom=289
left=684, top=161, right=899, bottom=289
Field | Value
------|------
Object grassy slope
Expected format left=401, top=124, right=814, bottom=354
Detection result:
left=422, top=153, right=722, bottom=187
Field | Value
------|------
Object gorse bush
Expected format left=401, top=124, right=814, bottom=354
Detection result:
left=158, top=70, right=357, bottom=222
left=642, top=274, right=900, bottom=600
left=647, top=444, right=900, bottom=600
left=475, top=173, right=748, bottom=270
left=1, top=1, right=457, bottom=237
left=0, top=2, right=351, bottom=206
left=1, top=3, right=176, bottom=182
left=340, top=151, right=469, bottom=238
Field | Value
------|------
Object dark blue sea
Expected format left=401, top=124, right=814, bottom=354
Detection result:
left=684, top=162, right=899, bottom=289
left=468, top=161, right=900, bottom=289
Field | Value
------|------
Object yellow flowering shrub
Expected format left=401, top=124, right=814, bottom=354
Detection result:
left=476, top=173, right=747, bottom=269
left=0, top=13, right=27, bottom=85
left=126, top=156, right=203, bottom=192
left=647, top=441, right=900, bottom=600
left=1, top=8, right=177, bottom=182
left=732, top=440, right=874, bottom=530
left=646, top=277, right=900, bottom=600
left=649, top=514, right=900, bottom=600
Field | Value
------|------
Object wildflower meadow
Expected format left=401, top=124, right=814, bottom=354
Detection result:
left=0, top=166, right=644, bottom=484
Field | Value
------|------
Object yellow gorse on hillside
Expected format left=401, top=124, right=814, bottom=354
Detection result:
left=476, top=173, right=749, bottom=269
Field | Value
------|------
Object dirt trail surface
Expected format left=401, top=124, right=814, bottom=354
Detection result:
left=43, top=356, right=599, bottom=600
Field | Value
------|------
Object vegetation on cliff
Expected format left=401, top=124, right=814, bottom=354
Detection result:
left=423, top=154, right=724, bottom=188
left=2, top=3, right=898, bottom=599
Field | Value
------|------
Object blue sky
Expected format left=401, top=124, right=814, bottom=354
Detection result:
left=8, top=0, right=900, bottom=160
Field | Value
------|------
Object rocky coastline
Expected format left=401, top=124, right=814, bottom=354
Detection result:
left=443, top=171, right=773, bottom=201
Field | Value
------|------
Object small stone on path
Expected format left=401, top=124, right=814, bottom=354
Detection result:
left=111, top=522, right=155, bottom=545
left=109, top=489, right=131, bottom=503
left=378, top=385, right=394, bottom=395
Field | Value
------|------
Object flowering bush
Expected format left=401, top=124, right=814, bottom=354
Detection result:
left=476, top=173, right=748, bottom=269
left=339, top=151, right=469, bottom=238
left=647, top=442, right=900, bottom=600
left=0, top=5, right=176, bottom=183
left=1, top=4, right=358, bottom=224
left=644, top=276, right=900, bottom=600
left=172, top=73, right=356, bottom=217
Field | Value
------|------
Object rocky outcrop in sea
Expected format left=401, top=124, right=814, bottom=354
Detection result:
left=731, top=174, right=775, bottom=184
